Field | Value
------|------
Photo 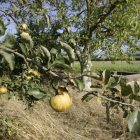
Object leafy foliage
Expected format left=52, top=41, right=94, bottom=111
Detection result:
left=0, top=0, right=140, bottom=136
left=0, top=49, right=15, bottom=71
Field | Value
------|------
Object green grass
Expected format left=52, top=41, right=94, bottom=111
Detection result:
left=73, top=61, right=140, bottom=73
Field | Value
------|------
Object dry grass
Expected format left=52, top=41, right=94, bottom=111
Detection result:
left=0, top=77, right=139, bottom=140
left=0, top=95, right=90, bottom=140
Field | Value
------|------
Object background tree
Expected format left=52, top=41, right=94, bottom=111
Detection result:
left=42, top=0, right=140, bottom=89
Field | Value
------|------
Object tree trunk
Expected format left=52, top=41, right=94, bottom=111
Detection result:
left=82, top=60, right=93, bottom=91
left=80, top=39, right=93, bottom=91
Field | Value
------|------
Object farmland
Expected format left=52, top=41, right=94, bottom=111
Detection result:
left=73, top=61, right=140, bottom=73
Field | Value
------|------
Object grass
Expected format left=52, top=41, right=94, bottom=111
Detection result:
left=73, top=61, right=140, bottom=73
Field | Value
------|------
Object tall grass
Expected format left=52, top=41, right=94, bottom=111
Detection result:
left=73, top=61, right=140, bottom=73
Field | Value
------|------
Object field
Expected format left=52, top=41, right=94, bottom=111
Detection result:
left=1, top=62, right=140, bottom=140
left=73, top=61, right=140, bottom=73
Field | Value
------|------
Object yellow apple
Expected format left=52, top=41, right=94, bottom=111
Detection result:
left=0, top=87, right=8, bottom=94
left=21, top=32, right=29, bottom=36
left=22, top=23, right=27, bottom=29
left=50, top=92, right=72, bottom=112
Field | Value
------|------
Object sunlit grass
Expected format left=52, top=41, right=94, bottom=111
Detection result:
left=73, top=61, right=140, bottom=73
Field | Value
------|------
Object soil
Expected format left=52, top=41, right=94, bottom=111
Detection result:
left=0, top=73, right=140, bottom=140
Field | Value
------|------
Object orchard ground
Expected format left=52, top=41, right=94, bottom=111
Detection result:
left=1, top=71, right=140, bottom=140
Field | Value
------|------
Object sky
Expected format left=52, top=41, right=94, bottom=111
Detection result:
left=0, top=23, right=17, bottom=41
left=0, top=2, right=17, bottom=41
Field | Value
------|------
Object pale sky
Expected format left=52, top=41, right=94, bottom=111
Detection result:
left=0, top=21, right=17, bottom=41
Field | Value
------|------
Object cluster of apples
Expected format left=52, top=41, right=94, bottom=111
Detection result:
left=16, top=23, right=29, bottom=36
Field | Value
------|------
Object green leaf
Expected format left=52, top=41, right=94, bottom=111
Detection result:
left=17, top=0, right=23, bottom=6
left=11, top=3, right=16, bottom=11
left=134, top=81, right=139, bottom=94
left=73, top=78, right=85, bottom=91
left=2, top=39, right=14, bottom=48
left=43, top=13, right=50, bottom=28
left=90, top=83, right=103, bottom=89
left=22, top=87, right=25, bottom=94
left=53, top=58, right=73, bottom=72
left=59, top=41, right=75, bottom=63
left=22, top=0, right=28, bottom=5
left=31, top=82, right=35, bottom=88
left=55, top=58, right=71, bottom=65
left=50, top=48, right=58, bottom=54
left=0, top=49, right=15, bottom=70
left=107, top=76, right=120, bottom=89
left=14, top=10, right=21, bottom=18
left=30, top=9, right=36, bottom=14
left=82, top=71, right=102, bottom=80
left=81, top=92, right=93, bottom=102
left=19, top=43, right=27, bottom=56
left=50, top=85, right=57, bottom=95
left=40, top=45, right=50, bottom=64
left=20, top=33, right=33, bottom=48
left=102, top=70, right=111, bottom=85
left=109, top=88, right=122, bottom=97
left=27, top=88, right=46, bottom=99
left=0, top=18, right=6, bottom=37
left=129, top=94, right=140, bottom=102
left=120, top=80, right=133, bottom=96
left=128, top=110, right=140, bottom=133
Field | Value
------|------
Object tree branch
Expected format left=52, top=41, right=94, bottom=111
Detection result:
left=0, top=45, right=68, bottom=83
left=76, top=10, right=86, bottom=17
left=0, top=9, right=18, bottom=26
left=84, top=90, right=140, bottom=108
left=88, top=0, right=120, bottom=38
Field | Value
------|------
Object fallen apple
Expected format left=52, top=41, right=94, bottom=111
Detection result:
left=50, top=91, right=72, bottom=112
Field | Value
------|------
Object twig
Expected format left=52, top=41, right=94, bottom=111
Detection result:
left=84, top=90, right=140, bottom=107
left=0, top=45, right=29, bottom=69
left=0, top=8, right=18, bottom=26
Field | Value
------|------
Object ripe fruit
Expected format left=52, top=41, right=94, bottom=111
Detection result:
left=21, top=32, right=29, bottom=36
left=28, top=69, right=33, bottom=74
left=0, top=87, right=8, bottom=94
left=50, top=91, right=72, bottom=112
left=33, top=71, right=41, bottom=78
left=22, top=23, right=27, bottom=29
